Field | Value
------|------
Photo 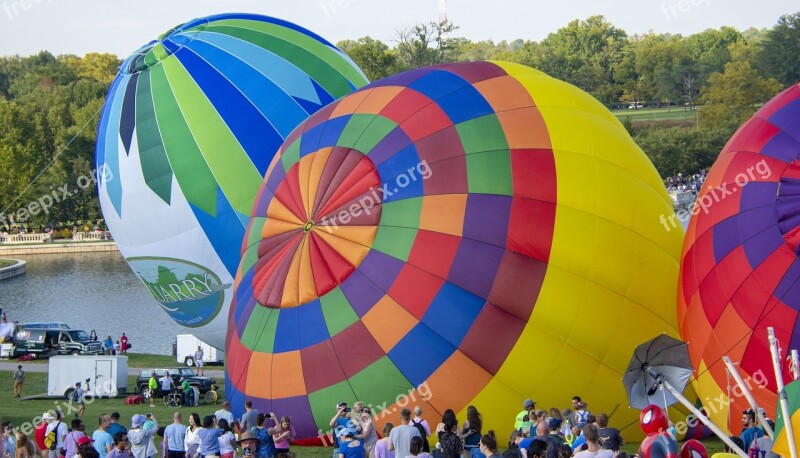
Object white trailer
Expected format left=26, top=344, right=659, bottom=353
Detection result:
left=176, top=334, right=224, bottom=366
left=47, top=355, right=128, bottom=398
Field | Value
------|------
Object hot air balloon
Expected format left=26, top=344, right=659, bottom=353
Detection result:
left=226, top=61, right=685, bottom=442
left=95, top=13, right=368, bottom=349
left=678, top=83, right=800, bottom=433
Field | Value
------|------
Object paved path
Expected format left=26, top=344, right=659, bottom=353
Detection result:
left=0, top=361, right=224, bottom=379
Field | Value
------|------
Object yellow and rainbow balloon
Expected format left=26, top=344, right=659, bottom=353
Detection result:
left=226, top=62, right=685, bottom=442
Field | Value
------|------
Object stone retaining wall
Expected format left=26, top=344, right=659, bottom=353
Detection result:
left=0, top=242, right=118, bottom=256
left=0, top=259, right=26, bottom=280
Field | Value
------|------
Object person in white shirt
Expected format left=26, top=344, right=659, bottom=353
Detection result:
left=45, top=412, right=69, bottom=458
left=214, top=403, right=234, bottom=425
left=217, top=420, right=237, bottom=458
left=159, top=374, right=173, bottom=406
left=573, top=425, right=612, bottom=458
left=194, top=347, right=204, bottom=376
left=388, top=408, right=420, bottom=458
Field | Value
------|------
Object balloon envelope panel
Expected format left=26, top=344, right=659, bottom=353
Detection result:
left=95, top=13, right=368, bottom=348
left=227, top=61, right=684, bottom=442
left=678, top=84, right=800, bottom=432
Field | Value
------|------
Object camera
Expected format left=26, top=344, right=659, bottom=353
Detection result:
left=243, top=448, right=252, bottom=456
left=343, top=408, right=351, bottom=413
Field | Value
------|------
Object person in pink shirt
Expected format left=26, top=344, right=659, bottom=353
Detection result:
left=64, top=419, right=88, bottom=458
left=374, top=424, right=395, bottom=458
left=272, top=417, right=295, bottom=455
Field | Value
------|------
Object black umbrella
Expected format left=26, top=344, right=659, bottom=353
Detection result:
left=623, top=333, right=694, bottom=409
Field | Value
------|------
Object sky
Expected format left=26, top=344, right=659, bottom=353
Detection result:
left=0, top=0, right=796, bottom=58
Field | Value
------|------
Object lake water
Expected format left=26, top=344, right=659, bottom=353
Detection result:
left=0, top=251, right=183, bottom=355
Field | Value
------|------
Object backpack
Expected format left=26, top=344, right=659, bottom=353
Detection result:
left=411, top=420, right=430, bottom=453
left=45, top=422, right=60, bottom=450
left=574, top=411, right=589, bottom=428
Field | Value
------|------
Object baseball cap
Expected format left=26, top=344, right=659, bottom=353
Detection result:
left=77, top=437, right=95, bottom=446
left=337, top=426, right=357, bottom=438
left=131, top=414, right=146, bottom=429
left=42, top=412, right=55, bottom=422
left=523, top=399, right=536, bottom=408
left=111, top=412, right=120, bottom=420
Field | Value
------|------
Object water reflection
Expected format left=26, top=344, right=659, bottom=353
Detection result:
left=0, top=251, right=182, bottom=355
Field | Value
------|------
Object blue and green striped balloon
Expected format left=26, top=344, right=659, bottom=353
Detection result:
left=95, top=13, right=368, bottom=349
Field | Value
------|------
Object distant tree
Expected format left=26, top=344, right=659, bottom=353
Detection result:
left=453, top=40, right=505, bottom=62
left=61, top=53, right=121, bottom=86
left=757, top=12, right=800, bottom=87
left=536, top=16, right=628, bottom=102
left=492, top=40, right=543, bottom=68
left=700, top=56, right=783, bottom=128
left=634, top=125, right=735, bottom=176
left=0, top=53, right=107, bottom=229
left=337, top=37, right=398, bottom=81
left=682, top=26, right=744, bottom=86
left=394, top=20, right=459, bottom=70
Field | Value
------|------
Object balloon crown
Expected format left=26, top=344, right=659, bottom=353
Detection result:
left=121, top=18, right=209, bottom=75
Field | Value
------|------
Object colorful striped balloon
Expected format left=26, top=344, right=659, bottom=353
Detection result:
left=95, top=13, right=368, bottom=349
left=227, top=61, right=684, bottom=442
left=678, top=84, right=800, bottom=433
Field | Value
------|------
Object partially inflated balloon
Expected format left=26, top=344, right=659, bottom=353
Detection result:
left=95, top=14, right=368, bottom=348
left=678, top=84, right=800, bottom=433
left=227, top=61, right=684, bottom=442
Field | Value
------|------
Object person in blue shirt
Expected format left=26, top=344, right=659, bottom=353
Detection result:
left=93, top=414, right=115, bottom=458
left=740, top=409, right=763, bottom=451
left=103, top=336, right=114, bottom=355
left=107, top=413, right=127, bottom=440
left=252, top=413, right=278, bottom=458
left=197, top=416, right=223, bottom=458
left=329, top=404, right=353, bottom=458
left=338, top=427, right=364, bottom=458
left=163, top=412, right=187, bottom=458
left=518, top=437, right=535, bottom=458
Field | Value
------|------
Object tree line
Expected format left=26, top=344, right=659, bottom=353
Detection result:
left=0, top=13, right=797, bottom=229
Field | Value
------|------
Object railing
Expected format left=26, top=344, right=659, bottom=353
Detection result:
left=0, top=233, right=49, bottom=244
left=0, top=231, right=114, bottom=244
left=669, top=190, right=696, bottom=210
left=73, top=231, right=113, bottom=241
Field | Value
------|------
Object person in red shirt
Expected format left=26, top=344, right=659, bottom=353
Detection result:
left=35, top=414, right=52, bottom=451
left=120, top=334, right=129, bottom=355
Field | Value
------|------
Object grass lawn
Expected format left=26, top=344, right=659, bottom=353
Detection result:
left=0, top=258, right=18, bottom=268
left=0, top=371, right=234, bottom=454
left=0, top=368, right=729, bottom=458
left=612, top=107, right=697, bottom=122
left=125, top=352, right=185, bottom=368
left=9, top=353, right=180, bottom=366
